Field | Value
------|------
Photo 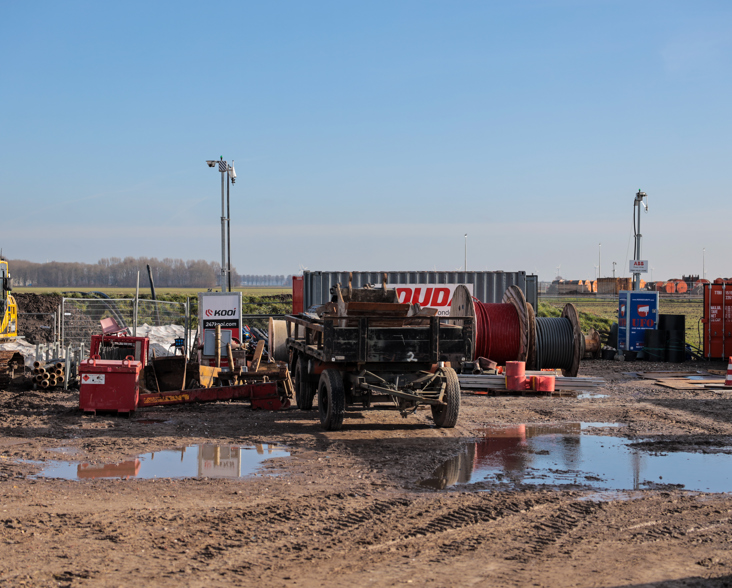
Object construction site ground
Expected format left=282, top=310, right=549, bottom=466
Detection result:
left=1, top=360, right=732, bottom=587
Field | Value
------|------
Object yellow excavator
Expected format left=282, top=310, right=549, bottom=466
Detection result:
left=0, top=258, right=17, bottom=340
left=0, top=257, right=23, bottom=386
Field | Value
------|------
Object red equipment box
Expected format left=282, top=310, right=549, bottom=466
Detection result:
left=79, top=355, right=142, bottom=415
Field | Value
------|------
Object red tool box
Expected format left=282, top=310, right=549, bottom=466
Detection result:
left=79, top=355, right=142, bottom=415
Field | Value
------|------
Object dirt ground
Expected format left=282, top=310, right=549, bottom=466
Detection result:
left=1, top=360, right=732, bottom=587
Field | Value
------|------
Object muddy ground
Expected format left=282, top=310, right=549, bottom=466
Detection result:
left=1, top=360, right=732, bottom=587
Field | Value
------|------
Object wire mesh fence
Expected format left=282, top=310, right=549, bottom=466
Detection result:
left=61, top=298, right=187, bottom=349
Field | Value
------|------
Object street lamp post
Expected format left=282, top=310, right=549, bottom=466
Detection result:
left=464, top=234, right=467, bottom=271
left=206, top=157, right=235, bottom=292
left=612, top=261, right=616, bottom=279
left=703, top=248, right=706, bottom=281
left=598, top=243, right=601, bottom=278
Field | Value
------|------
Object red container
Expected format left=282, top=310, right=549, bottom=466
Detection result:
left=292, top=276, right=304, bottom=314
left=504, top=361, right=525, bottom=377
left=531, top=375, right=555, bottom=392
left=79, top=356, right=142, bottom=415
left=703, top=283, right=732, bottom=360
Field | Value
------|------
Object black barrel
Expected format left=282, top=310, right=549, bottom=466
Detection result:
left=644, top=329, right=666, bottom=362
left=659, top=314, right=685, bottom=332
left=666, top=330, right=686, bottom=363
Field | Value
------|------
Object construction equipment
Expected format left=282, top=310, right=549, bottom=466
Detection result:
left=0, top=258, right=23, bottom=385
left=286, top=284, right=471, bottom=431
left=0, top=258, right=18, bottom=341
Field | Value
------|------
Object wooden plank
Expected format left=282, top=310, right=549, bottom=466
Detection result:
left=251, top=340, right=265, bottom=373
left=345, top=302, right=409, bottom=315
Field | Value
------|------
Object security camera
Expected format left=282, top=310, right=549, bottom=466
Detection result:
left=228, top=162, right=236, bottom=183
left=206, top=160, right=216, bottom=168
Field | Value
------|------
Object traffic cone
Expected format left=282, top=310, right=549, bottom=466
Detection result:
left=726, top=358, right=732, bottom=387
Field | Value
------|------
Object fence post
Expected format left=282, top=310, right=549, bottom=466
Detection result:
left=185, top=298, right=190, bottom=360
left=64, top=344, right=71, bottom=391
left=134, top=271, right=140, bottom=337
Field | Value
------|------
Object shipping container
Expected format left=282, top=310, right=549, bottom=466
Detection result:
left=302, top=270, right=538, bottom=315
left=702, top=282, right=732, bottom=359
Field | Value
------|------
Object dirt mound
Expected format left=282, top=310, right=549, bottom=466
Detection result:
left=13, top=294, right=62, bottom=344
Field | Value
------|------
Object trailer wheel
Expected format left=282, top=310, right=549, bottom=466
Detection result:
left=295, top=356, right=315, bottom=410
left=318, top=369, right=345, bottom=431
left=431, top=367, right=460, bottom=428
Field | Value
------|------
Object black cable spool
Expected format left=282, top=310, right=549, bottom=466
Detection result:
left=666, top=330, right=686, bottom=363
left=535, top=317, right=574, bottom=370
left=533, top=303, right=582, bottom=376
left=643, top=330, right=666, bottom=362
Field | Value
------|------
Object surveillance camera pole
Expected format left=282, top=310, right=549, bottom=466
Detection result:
left=226, top=166, right=232, bottom=292
left=220, top=158, right=227, bottom=291
left=633, top=189, right=648, bottom=291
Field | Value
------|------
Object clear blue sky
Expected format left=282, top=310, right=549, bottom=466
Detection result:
left=1, top=1, right=730, bottom=282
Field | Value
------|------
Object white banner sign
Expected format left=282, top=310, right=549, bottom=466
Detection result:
left=389, top=284, right=474, bottom=317
left=629, top=260, right=649, bottom=273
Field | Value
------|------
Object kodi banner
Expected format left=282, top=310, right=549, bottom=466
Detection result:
left=389, top=284, right=474, bottom=316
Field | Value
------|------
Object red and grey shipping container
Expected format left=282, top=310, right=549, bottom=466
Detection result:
left=300, top=270, right=538, bottom=314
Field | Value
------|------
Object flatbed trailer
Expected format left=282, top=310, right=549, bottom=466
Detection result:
left=285, top=312, right=472, bottom=430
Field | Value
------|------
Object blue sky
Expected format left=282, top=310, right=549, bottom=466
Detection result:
left=1, top=1, right=730, bottom=281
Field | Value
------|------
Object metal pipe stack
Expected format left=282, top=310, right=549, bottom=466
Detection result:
left=32, top=360, right=66, bottom=389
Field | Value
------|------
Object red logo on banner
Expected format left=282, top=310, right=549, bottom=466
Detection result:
left=205, top=309, right=213, bottom=317
left=637, top=305, right=649, bottom=318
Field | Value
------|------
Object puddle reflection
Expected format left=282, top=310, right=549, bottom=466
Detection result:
left=420, top=423, right=732, bottom=493
left=36, top=444, right=289, bottom=480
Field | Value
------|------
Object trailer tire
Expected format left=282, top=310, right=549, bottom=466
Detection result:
left=431, top=367, right=460, bottom=428
left=318, top=369, right=345, bottom=431
left=295, top=356, right=315, bottom=411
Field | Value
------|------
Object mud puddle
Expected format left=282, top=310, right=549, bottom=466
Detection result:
left=420, top=423, right=732, bottom=492
left=33, top=443, right=289, bottom=480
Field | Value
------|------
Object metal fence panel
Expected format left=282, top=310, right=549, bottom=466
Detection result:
left=61, top=298, right=186, bottom=352
left=303, top=270, right=538, bottom=312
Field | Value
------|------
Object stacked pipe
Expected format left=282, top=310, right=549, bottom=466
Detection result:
left=32, top=360, right=66, bottom=389
left=450, top=285, right=583, bottom=377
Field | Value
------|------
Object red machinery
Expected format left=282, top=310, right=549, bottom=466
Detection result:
left=139, top=381, right=289, bottom=410
left=90, top=334, right=149, bottom=367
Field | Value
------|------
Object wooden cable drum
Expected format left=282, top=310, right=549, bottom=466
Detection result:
left=268, top=318, right=289, bottom=363
left=449, top=285, right=530, bottom=365
left=533, top=303, right=583, bottom=377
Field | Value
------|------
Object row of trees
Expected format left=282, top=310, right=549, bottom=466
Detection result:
left=9, top=257, right=240, bottom=288
left=240, top=275, right=294, bottom=286
left=8, top=258, right=297, bottom=288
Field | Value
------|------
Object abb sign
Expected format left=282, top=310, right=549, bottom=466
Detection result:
left=389, top=284, right=474, bottom=316
left=629, top=260, right=649, bottom=273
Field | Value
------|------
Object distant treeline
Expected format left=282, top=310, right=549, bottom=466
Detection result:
left=240, top=275, right=293, bottom=286
left=8, top=257, right=295, bottom=288
left=8, top=257, right=238, bottom=288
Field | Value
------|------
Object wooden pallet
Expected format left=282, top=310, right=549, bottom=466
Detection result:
left=632, top=370, right=726, bottom=390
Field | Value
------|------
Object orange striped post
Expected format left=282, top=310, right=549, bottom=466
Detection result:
left=726, top=358, right=732, bottom=387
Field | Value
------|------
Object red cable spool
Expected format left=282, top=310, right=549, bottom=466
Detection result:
left=473, top=301, right=521, bottom=364
left=449, top=284, right=533, bottom=366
